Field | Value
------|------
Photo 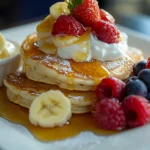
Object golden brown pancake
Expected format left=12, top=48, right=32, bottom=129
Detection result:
left=21, top=34, right=142, bottom=91
left=4, top=73, right=96, bottom=114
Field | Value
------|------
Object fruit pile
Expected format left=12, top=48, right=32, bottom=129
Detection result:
left=94, top=58, right=150, bottom=130
left=52, top=0, right=120, bottom=44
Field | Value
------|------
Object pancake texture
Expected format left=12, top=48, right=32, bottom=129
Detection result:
left=21, top=34, right=142, bottom=91
left=4, top=73, right=96, bottom=114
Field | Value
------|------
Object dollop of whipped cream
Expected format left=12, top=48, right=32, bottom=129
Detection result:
left=57, top=32, right=128, bottom=62
left=90, top=32, right=128, bottom=61
left=0, top=33, right=17, bottom=59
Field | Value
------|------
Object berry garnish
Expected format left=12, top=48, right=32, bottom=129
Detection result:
left=125, top=78, right=148, bottom=98
left=138, top=69, right=150, bottom=91
left=146, top=57, right=150, bottom=68
left=133, top=60, right=146, bottom=76
left=52, top=15, right=86, bottom=36
left=147, top=93, right=150, bottom=101
left=96, top=77, right=125, bottom=101
left=92, top=20, right=120, bottom=44
left=100, top=9, right=115, bottom=23
left=125, top=76, right=138, bottom=84
left=122, top=95, right=150, bottom=128
left=95, top=98, right=126, bottom=130
left=67, top=0, right=100, bottom=27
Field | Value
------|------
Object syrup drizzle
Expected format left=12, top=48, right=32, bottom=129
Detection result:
left=0, top=87, right=120, bottom=141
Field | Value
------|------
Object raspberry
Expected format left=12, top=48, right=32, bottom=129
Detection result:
left=122, top=95, right=150, bottom=128
left=100, top=9, right=115, bottom=23
left=92, top=20, right=120, bottom=44
left=95, top=98, right=126, bottom=130
left=52, top=15, right=86, bottom=36
left=96, top=77, right=125, bottom=101
left=146, top=57, right=150, bottom=68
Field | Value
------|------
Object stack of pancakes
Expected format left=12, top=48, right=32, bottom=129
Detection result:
left=4, top=33, right=143, bottom=114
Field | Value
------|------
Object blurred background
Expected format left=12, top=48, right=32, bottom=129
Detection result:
left=0, top=0, right=150, bottom=36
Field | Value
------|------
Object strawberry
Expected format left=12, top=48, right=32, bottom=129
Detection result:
left=100, top=9, right=115, bottom=24
left=52, top=15, right=86, bottom=36
left=67, top=0, right=100, bottom=27
left=92, top=20, right=120, bottom=44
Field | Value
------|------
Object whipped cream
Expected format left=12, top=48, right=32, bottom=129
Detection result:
left=57, top=32, right=128, bottom=62
left=90, top=32, right=128, bottom=61
left=57, top=40, right=91, bottom=62
left=0, top=33, right=17, bottom=59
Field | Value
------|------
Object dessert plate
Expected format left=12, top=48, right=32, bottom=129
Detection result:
left=0, top=22, right=150, bottom=150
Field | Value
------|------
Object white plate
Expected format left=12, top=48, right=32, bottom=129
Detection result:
left=0, top=22, right=150, bottom=150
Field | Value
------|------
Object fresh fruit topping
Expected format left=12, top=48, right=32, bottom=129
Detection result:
left=50, top=2, right=70, bottom=19
left=122, top=95, right=150, bottom=128
left=138, top=69, right=150, bottom=91
left=125, top=76, right=138, bottom=84
left=125, top=78, right=148, bottom=98
left=95, top=98, right=126, bottom=130
left=147, top=93, right=150, bottom=101
left=52, top=15, right=86, bottom=36
left=96, top=77, right=125, bottom=101
left=29, top=90, right=72, bottom=128
left=146, top=57, right=150, bottom=68
left=67, top=0, right=100, bottom=27
left=92, top=20, right=120, bottom=44
left=52, top=35, right=79, bottom=48
left=133, top=60, right=146, bottom=76
left=100, top=9, right=115, bottom=23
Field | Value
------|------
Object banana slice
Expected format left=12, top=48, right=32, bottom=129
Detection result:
left=29, top=90, right=72, bottom=128
left=52, top=35, right=79, bottom=48
left=50, top=2, right=70, bottom=19
left=0, top=33, right=5, bottom=51
left=38, top=37, right=57, bottom=54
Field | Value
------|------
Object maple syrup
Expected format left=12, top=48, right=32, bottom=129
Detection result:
left=0, top=87, right=120, bottom=141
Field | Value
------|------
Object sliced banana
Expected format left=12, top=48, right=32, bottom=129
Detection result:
left=36, top=15, right=55, bottom=34
left=0, top=33, right=5, bottom=51
left=50, top=2, right=70, bottom=19
left=38, top=37, right=57, bottom=54
left=52, top=35, right=79, bottom=48
left=29, top=90, right=72, bottom=128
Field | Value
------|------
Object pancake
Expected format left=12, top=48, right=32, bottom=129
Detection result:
left=4, top=73, right=96, bottom=114
left=21, top=34, right=142, bottom=91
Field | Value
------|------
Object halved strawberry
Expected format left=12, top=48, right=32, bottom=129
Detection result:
left=67, top=0, right=100, bottom=27
left=52, top=15, right=86, bottom=36
left=100, top=9, right=115, bottom=24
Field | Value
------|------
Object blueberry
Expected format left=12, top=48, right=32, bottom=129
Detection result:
left=147, top=93, right=150, bottom=102
left=125, top=78, right=148, bottom=98
left=138, top=69, right=150, bottom=91
left=133, top=60, right=146, bottom=76
left=125, top=76, right=138, bottom=84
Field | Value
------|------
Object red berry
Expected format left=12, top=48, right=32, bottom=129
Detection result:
left=146, top=57, right=150, bottom=68
left=92, top=20, right=120, bottom=44
left=122, top=95, right=150, bottom=128
left=52, top=15, right=86, bottom=36
left=72, top=0, right=100, bottom=27
left=96, top=77, right=125, bottom=101
left=100, top=9, right=115, bottom=23
left=95, top=98, right=126, bottom=130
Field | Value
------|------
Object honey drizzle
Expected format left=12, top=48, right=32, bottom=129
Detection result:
left=24, top=40, right=110, bottom=83
left=0, top=87, right=120, bottom=141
